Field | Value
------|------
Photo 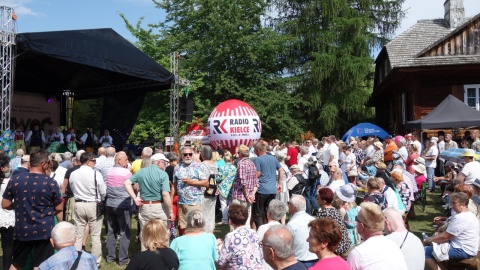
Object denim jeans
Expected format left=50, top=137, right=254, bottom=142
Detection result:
left=427, top=167, right=435, bottom=191
left=303, top=180, right=319, bottom=214
left=106, top=206, right=132, bottom=264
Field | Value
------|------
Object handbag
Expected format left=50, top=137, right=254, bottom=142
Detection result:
left=94, top=171, right=105, bottom=217
left=432, top=242, right=450, bottom=262
left=203, top=163, right=218, bottom=197
left=348, top=168, right=358, bottom=177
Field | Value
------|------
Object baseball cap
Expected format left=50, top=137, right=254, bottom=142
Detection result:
left=151, top=153, right=169, bottom=162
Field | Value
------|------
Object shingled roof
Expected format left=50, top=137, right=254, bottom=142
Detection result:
left=383, top=19, right=453, bottom=68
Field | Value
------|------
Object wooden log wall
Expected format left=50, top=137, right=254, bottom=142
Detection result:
left=422, top=17, right=480, bottom=56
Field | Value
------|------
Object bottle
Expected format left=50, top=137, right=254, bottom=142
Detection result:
left=422, top=232, right=428, bottom=240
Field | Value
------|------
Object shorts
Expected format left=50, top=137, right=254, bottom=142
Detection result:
left=178, top=204, right=202, bottom=229
left=425, top=245, right=473, bottom=260
left=12, top=239, right=54, bottom=268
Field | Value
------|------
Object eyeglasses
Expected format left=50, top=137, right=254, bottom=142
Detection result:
left=89, top=159, right=97, bottom=163
left=183, top=153, right=193, bottom=157
left=259, top=241, right=272, bottom=249
left=355, top=216, right=369, bottom=228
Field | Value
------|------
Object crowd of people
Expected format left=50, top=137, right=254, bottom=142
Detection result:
left=0, top=131, right=479, bottom=270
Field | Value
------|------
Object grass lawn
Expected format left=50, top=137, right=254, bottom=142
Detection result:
left=0, top=190, right=445, bottom=270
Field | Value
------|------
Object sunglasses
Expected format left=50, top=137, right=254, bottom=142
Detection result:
left=183, top=153, right=193, bottom=157
left=89, top=159, right=96, bottom=163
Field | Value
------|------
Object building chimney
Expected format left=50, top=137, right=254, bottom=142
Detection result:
left=444, top=0, right=465, bottom=29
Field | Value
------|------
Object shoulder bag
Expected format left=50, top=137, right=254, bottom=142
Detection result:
left=94, top=171, right=105, bottom=217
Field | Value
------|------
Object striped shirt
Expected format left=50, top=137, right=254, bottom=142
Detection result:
left=231, top=158, right=258, bottom=201
left=106, top=165, right=132, bottom=208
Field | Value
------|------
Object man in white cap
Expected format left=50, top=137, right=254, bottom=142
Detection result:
left=123, top=153, right=173, bottom=251
left=456, top=149, right=480, bottom=185
left=423, top=138, right=438, bottom=192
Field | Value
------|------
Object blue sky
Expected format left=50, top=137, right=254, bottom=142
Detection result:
left=7, top=0, right=480, bottom=51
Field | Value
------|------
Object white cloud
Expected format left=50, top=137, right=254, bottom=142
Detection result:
left=2, top=0, right=41, bottom=16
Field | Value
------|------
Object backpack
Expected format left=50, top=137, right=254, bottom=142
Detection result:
left=307, top=163, right=320, bottom=183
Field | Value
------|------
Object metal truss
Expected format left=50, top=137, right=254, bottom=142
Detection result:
left=170, top=52, right=180, bottom=140
left=0, top=6, right=16, bottom=131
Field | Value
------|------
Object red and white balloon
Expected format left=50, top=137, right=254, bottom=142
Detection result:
left=207, top=99, right=262, bottom=149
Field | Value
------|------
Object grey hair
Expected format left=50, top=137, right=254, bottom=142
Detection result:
left=51, top=221, right=76, bottom=245
left=142, top=147, right=153, bottom=157
left=106, top=147, right=116, bottom=157
left=200, top=145, right=213, bottom=160
left=275, top=151, right=286, bottom=162
left=289, top=195, right=306, bottom=212
left=63, top=152, right=72, bottom=160
left=185, top=209, right=205, bottom=232
left=299, top=146, right=309, bottom=155
left=75, top=150, right=85, bottom=160
left=264, top=225, right=295, bottom=259
left=267, top=199, right=288, bottom=221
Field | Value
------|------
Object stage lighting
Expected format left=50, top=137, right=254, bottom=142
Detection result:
left=45, top=95, right=52, bottom=103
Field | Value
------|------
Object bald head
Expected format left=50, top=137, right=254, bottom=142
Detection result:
left=97, top=147, right=106, bottom=156
left=115, top=152, right=128, bottom=168
left=106, top=147, right=116, bottom=157
left=263, top=225, right=295, bottom=266
left=383, top=208, right=406, bottom=234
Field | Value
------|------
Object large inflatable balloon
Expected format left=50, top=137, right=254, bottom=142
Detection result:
left=207, top=99, right=262, bottom=149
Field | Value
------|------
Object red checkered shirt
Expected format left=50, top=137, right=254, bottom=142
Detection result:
left=231, top=157, right=258, bottom=201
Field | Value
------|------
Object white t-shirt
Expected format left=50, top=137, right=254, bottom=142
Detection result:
left=460, top=161, right=480, bottom=185
left=341, top=153, right=356, bottom=172
left=393, top=146, right=408, bottom=162
left=328, top=179, right=345, bottom=194
left=383, top=186, right=402, bottom=214
left=347, top=235, right=408, bottom=270
left=323, top=143, right=330, bottom=166
left=425, top=147, right=438, bottom=168
left=298, top=155, right=309, bottom=179
left=386, top=231, right=425, bottom=270
left=447, top=211, right=480, bottom=256
left=329, top=143, right=339, bottom=165
left=365, top=145, right=375, bottom=158
left=308, top=145, right=316, bottom=157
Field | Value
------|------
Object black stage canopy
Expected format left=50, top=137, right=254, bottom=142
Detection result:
left=14, top=28, right=174, bottom=99
left=13, top=28, right=174, bottom=149
left=405, top=94, right=480, bottom=129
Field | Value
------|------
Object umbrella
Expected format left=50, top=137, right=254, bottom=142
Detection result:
left=341, top=122, right=389, bottom=142
left=439, top=148, right=480, bottom=163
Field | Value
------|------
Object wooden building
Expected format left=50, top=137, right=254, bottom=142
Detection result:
left=370, top=0, right=480, bottom=135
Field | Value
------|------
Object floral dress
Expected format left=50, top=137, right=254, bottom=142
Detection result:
left=363, top=192, right=388, bottom=210
left=344, top=204, right=361, bottom=246
left=317, top=207, right=351, bottom=255
left=218, top=163, right=237, bottom=199
left=216, top=226, right=263, bottom=269
left=396, top=182, right=411, bottom=212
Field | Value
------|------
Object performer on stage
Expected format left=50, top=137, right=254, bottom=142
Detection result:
left=13, top=126, right=26, bottom=153
left=99, top=130, right=113, bottom=148
left=46, top=127, right=65, bottom=153
left=80, top=127, right=98, bottom=153
left=25, top=124, right=46, bottom=153
left=65, top=128, right=81, bottom=153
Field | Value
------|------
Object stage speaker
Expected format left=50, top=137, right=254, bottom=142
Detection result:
left=180, top=97, right=194, bottom=122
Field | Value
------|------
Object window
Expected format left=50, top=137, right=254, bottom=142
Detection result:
left=464, top=84, right=480, bottom=110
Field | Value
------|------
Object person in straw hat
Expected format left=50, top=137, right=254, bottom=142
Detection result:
left=335, top=184, right=361, bottom=247
left=366, top=142, right=384, bottom=166
left=412, top=163, right=427, bottom=191
left=456, top=149, right=480, bottom=185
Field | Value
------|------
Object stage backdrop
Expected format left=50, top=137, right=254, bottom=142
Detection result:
left=11, top=91, right=60, bottom=132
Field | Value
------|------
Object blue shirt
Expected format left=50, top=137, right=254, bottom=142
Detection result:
left=253, top=154, right=281, bottom=194
left=3, top=173, right=63, bottom=240
left=38, top=246, right=98, bottom=270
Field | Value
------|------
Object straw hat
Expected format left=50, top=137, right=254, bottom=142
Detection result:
left=460, top=149, right=476, bottom=157
left=412, top=164, right=426, bottom=175
left=374, top=162, right=387, bottom=170
left=374, top=142, right=383, bottom=149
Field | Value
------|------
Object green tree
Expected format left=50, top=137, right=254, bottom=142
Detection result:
left=271, top=0, right=405, bottom=135
left=122, top=0, right=305, bottom=142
